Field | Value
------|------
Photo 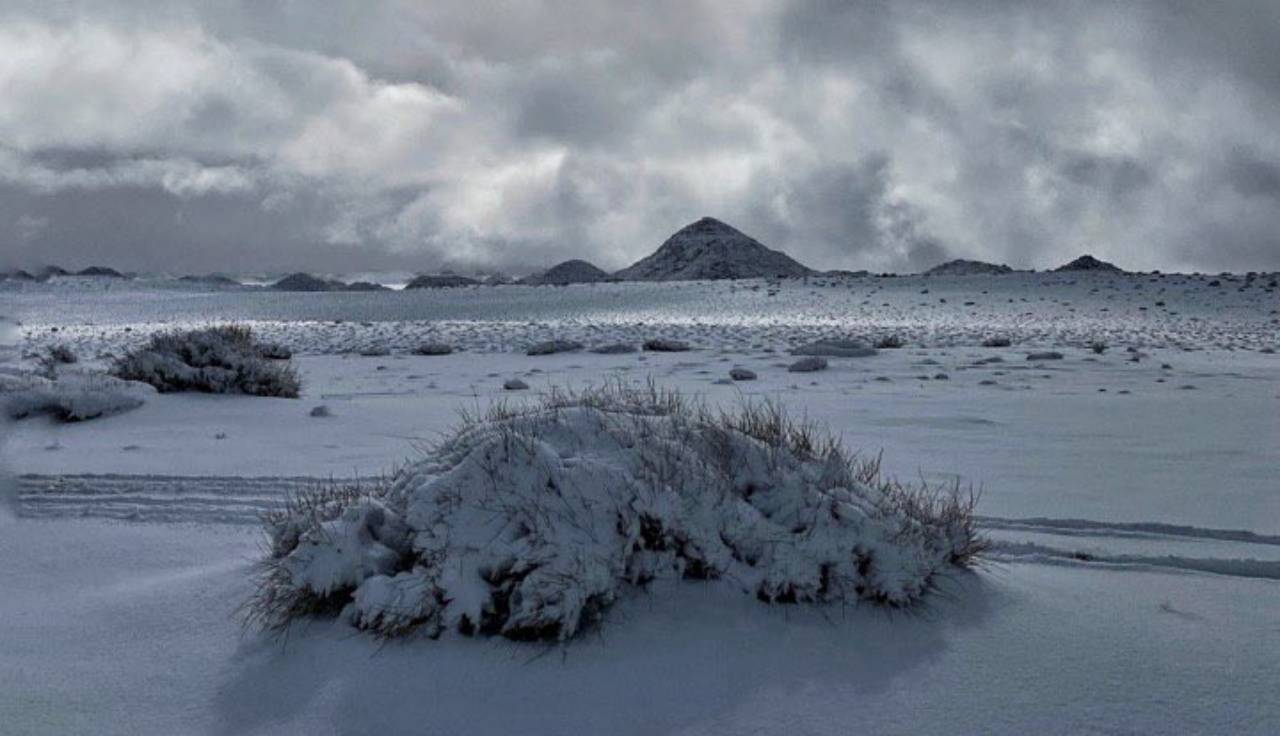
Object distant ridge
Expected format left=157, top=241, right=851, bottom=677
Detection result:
left=1054, top=254, right=1125, bottom=273
left=615, top=217, right=813, bottom=281
left=521, top=259, right=610, bottom=286
left=404, top=274, right=480, bottom=289
left=272, top=272, right=340, bottom=291
left=77, top=266, right=128, bottom=278
left=272, top=272, right=390, bottom=291
left=925, top=259, right=1014, bottom=276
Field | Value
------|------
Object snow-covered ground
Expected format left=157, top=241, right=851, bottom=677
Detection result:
left=2, top=273, right=1278, bottom=734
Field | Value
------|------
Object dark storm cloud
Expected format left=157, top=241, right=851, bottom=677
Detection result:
left=1223, top=149, right=1280, bottom=200
left=1, top=0, right=1278, bottom=274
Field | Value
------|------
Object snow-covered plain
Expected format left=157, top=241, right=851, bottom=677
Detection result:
left=2, top=272, right=1278, bottom=735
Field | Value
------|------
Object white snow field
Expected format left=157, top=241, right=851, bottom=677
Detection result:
left=2, top=271, right=1278, bottom=735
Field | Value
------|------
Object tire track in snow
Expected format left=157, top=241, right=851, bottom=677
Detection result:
left=976, top=516, right=1280, bottom=547
left=17, top=474, right=1280, bottom=582
left=16, top=474, right=372, bottom=524
left=985, top=540, right=1280, bottom=581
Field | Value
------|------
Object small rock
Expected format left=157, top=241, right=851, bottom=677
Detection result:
left=643, top=338, right=691, bottom=352
left=310, top=405, right=332, bottom=418
left=789, top=339, right=877, bottom=358
left=503, top=378, right=530, bottom=391
left=527, top=340, right=583, bottom=356
left=1026, top=351, right=1064, bottom=361
left=588, top=342, right=637, bottom=354
left=787, top=356, right=828, bottom=373
left=413, top=342, right=453, bottom=356
left=729, top=368, right=757, bottom=381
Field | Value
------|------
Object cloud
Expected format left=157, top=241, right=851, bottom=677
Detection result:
left=0, top=0, right=1278, bottom=274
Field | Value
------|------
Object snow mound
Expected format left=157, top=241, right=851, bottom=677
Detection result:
left=615, top=217, right=814, bottom=281
left=112, top=325, right=300, bottom=397
left=2, top=370, right=153, bottom=421
left=249, top=384, right=983, bottom=641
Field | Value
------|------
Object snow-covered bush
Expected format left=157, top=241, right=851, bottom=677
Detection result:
left=257, top=341, right=292, bottom=360
left=47, top=344, right=78, bottom=365
left=247, top=382, right=984, bottom=641
left=111, top=325, right=300, bottom=397
left=2, top=370, right=154, bottom=422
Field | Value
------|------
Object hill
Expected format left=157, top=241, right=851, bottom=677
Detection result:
left=271, top=273, right=340, bottom=291
left=404, top=274, right=480, bottom=289
left=521, top=259, right=611, bottom=286
left=1054, top=255, right=1126, bottom=273
left=614, top=217, right=813, bottom=281
left=925, top=259, right=1014, bottom=276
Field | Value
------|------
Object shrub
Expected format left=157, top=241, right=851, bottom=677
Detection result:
left=1088, top=340, right=1108, bottom=355
left=47, top=344, right=78, bottom=364
left=247, top=381, right=984, bottom=641
left=111, top=325, right=300, bottom=397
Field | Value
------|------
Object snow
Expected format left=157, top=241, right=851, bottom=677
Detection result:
left=1, top=520, right=1278, bottom=735
left=2, top=272, right=1279, bottom=733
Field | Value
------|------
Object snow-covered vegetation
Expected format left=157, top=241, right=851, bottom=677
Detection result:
left=111, top=325, right=300, bottom=397
left=2, top=370, right=153, bottom=422
left=248, top=382, right=983, bottom=640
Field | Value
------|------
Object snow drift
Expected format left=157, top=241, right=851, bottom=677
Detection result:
left=249, top=383, right=983, bottom=641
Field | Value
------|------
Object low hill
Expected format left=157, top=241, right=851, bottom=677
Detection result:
left=521, top=259, right=611, bottom=286
left=1054, top=255, right=1126, bottom=273
left=77, top=266, right=128, bottom=278
left=925, top=259, right=1014, bottom=276
left=272, top=273, right=341, bottom=292
left=404, top=274, right=480, bottom=289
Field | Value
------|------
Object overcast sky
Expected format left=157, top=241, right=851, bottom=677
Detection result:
left=2, top=0, right=1279, bottom=275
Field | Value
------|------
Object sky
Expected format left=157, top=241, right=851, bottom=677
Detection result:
left=1, top=0, right=1279, bottom=275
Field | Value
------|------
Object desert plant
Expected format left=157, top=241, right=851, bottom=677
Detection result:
left=111, top=324, right=300, bottom=397
left=247, top=380, right=985, bottom=641
left=1088, top=340, right=1108, bottom=355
